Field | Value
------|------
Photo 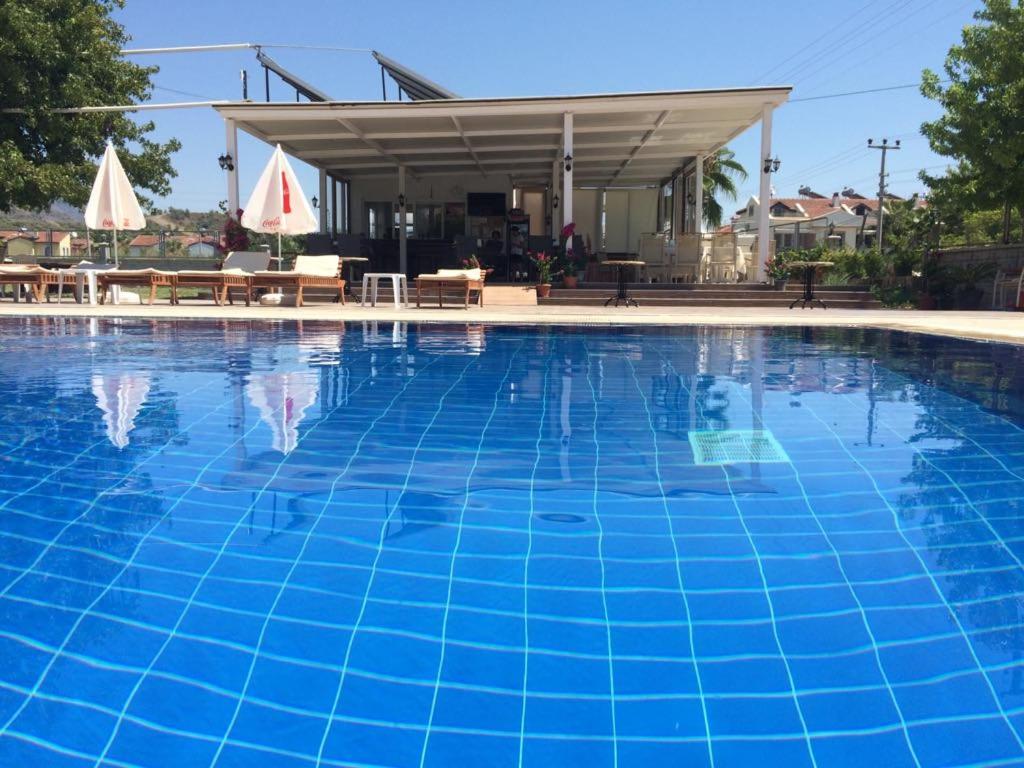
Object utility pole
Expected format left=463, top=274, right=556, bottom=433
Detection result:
left=868, top=138, right=900, bottom=253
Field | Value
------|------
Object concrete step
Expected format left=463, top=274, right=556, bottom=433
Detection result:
left=539, top=296, right=884, bottom=309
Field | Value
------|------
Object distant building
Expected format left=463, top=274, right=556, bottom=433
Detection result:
left=729, top=193, right=883, bottom=252
left=1, top=230, right=74, bottom=259
left=128, top=233, right=222, bottom=259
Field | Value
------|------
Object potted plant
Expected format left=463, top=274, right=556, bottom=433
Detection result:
left=461, top=253, right=493, bottom=277
left=950, top=262, right=994, bottom=310
left=530, top=250, right=556, bottom=298
left=765, top=253, right=791, bottom=290
left=561, top=251, right=581, bottom=288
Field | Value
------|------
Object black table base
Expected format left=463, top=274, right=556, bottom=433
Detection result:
left=790, top=265, right=826, bottom=310
left=605, top=264, right=640, bottom=307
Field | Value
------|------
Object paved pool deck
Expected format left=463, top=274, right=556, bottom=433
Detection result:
left=2, top=301, right=1024, bottom=345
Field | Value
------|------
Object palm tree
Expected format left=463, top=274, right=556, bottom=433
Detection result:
left=702, top=148, right=748, bottom=230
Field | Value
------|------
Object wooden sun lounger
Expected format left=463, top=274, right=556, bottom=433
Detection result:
left=173, top=251, right=271, bottom=307
left=174, top=270, right=253, bottom=306
left=249, top=255, right=345, bottom=308
left=0, top=266, right=58, bottom=302
left=415, top=273, right=485, bottom=308
left=98, top=269, right=177, bottom=305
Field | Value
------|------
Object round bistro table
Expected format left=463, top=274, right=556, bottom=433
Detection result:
left=787, top=261, right=834, bottom=309
left=602, top=260, right=645, bottom=307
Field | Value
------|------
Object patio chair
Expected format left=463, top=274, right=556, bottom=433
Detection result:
left=638, top=234, right=668, bottom=282
left=992, top=268, right=1024, bottom=310
left=670, top=235, right=705, bottom=283
left=250, top=254, right=345, bottom=307
left=174, top=251, right=271, bottom=307
left=0, top=264, right=58, bottom=302
left=98, top=268, right=177, bottom=305
left=415, top=268, right=486, bottom=308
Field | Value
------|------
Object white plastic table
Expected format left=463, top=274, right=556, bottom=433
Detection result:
left=361, top=272, right=409, bottom=308
left=56, top=267, right=108, bottom=306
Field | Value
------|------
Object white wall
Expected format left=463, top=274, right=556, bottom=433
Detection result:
left=572, top=189, right=602, bottom=252
left=604, top=189, right=659, bottom=254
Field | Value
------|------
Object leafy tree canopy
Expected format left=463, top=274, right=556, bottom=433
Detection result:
left=0, top=0, right=180, bottom=211
left=921, top=0, right=1024, bottom=239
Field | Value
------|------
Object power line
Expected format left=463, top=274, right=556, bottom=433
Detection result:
left=779, top=0, right=918, bottom=86
left=757, top=0, right=886, bottom=84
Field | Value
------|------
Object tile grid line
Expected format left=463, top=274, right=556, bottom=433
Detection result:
left=0, top=377, right=260, bottom=742
left=89, top=357, right=391, bottom=767
left=726, top=362, right=923, bottom=766
left=623, top=353, right=715, bottom=767
left=314, top=353, right=484, bottom=767
left=419, top=340, right=525, bottom=766
left=656, top=345, right=820, bottom=768
left=800, top=399, right=1024, bottom=755
left=517, top=343, right=554, bottom=768
left=9, top=479, right=1024, bottom=552
left=208, top=352, right=455, bottom=766
left=583, top=339, right=619, bottom=768
left=0, top=375, right=226, bottom=601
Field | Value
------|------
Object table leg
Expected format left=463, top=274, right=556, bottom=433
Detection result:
left=57, top=273, right=64, bottom=304
left=361, top=274, right=369, bottom=307
left=86, top=273, right=97, bottom=306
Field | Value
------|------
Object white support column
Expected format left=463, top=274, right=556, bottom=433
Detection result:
left=225, top=118, right=239, bottom=218
left=672, top=175, right=684, bottom=239
left=562, top=112, right=574, bottom=235
left=398, top=165, right=407, bottom=276
left=551, top=159, right=559, bottom=244
left=756, top=103, right=774, bottom=283
left=694, top=154, right=705, bottom=236
left=318, top=169, right=328, bottom=234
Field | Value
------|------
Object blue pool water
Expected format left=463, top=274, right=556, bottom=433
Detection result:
left=2, top=318, right=1024, bottom=767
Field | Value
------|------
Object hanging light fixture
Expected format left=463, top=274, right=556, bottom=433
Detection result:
left=552, top=193, right=560, bottom=209
left=311, top=195, right=319, bottom=209
left=217, top=153, right=234, bottom=171
left=563, top=153, right=573, bottom=172
left=397, top=193, right=406, bottom=208
left=762, top=155, right=781, bottom=174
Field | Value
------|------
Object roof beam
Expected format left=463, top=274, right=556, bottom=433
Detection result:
left=451, top=115, right=487, bottom=177
left=334, top=117, right=412, bottom=176
left=610, top=110, right=670, bottom=183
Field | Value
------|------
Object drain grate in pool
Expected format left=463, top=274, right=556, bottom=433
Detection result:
left=688, top=429, right=789, bottom=466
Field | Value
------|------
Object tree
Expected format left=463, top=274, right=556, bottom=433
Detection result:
left=921, top=0, right=1024, bottom=243
left=0, top=0, right=180, bottom=211
left=702, top=148, right=747, bottom=230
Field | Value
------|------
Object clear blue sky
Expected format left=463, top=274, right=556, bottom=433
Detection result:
left=114, top=0, right=980, bottom=213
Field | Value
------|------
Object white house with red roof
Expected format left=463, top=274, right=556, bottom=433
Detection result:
left=729, top=192, right=882, bottom=252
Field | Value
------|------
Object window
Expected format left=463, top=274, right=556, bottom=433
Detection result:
left=444, top=202, right=466, bottom=239
left=414, top=204, right=444, bottom=239
left=365, top=202, right=392, bottom=239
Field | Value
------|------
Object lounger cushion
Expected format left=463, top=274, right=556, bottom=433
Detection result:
left=435, top=268, right=482, bottom=280
left=221, top=251, right=271, bottom=272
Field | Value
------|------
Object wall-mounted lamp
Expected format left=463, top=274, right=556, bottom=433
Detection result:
left=217, top=153, right=234, bottom=171
left=762, top=155, right=781, bottom=174
left=563, top=153, right=573, bottom=172
left=552, top=193, right=560, bottom=210
left=686, top=192, right=696, bottom=205
left=311, top=195, right=319, bottom=210
left=397, top=193, right=406, bottom=208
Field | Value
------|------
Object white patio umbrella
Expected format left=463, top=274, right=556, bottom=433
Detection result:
left=84, top=143, right=146, bottom=267
left=241, top=145, right=318, bottom=269
left=246, top=372, right=318, bottom=454
left=92, top=373, right=151, bottom=449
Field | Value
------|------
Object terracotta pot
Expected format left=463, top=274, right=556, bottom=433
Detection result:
left=536, top=283, right=552, bottom=298
left=772, top=278, right=788, bottom=291
left=563, top=275, right=578, bottom=289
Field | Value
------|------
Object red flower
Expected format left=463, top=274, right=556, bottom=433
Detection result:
left=560, top=222, right=576, bottom=240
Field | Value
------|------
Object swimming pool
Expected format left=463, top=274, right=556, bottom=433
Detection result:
left=1, top=318, right=1024, bottom=767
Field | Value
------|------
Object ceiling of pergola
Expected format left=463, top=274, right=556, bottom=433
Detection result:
left=216, top=87, right=790, bottom=187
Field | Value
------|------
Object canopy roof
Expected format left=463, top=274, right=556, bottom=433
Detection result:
left=216, top=86, right=790, bottom=187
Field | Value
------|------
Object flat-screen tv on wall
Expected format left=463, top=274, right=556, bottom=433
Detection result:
left=467, top=193, right=506, bottom=217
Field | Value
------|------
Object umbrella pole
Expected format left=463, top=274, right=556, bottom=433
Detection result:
left=277, top=232, right=282, bottom=271
left=113, top=228, right=119, bottom=268
left=86, top=228, right=93, bottom=261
